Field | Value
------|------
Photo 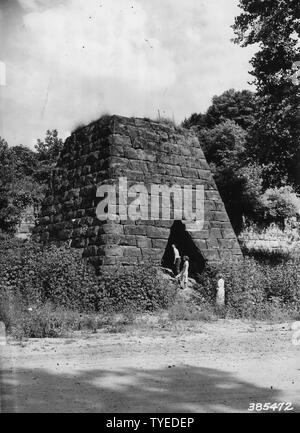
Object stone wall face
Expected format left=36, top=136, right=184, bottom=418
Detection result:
left=35, top=115, right=242, bottom=271
left=239, top=222, right=300, bottom=256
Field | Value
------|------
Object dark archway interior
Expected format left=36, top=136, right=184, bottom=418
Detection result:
left=161, top=221, right=206, bottom=277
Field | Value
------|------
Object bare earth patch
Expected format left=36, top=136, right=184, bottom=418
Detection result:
left=1, top=319, right=299, bottom=413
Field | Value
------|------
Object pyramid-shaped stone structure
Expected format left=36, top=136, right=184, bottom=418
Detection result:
left=36, top=115, right=242, bottom=273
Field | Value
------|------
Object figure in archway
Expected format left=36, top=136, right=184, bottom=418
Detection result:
left=172, top=243, right=181, bottom=275
left=162, top=221, right=206, bottom=278
left=176, top=255, right=190, bottom=289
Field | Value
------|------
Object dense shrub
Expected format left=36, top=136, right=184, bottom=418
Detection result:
left=1, top=236, right=300, bottom=339
left=97, top=266, right=177, bottom=313
left=0, top=238, right=178, bottom=337
left=0, top=238, right=177, bottom=313
left=241, top=245, right=292, bottom=264
left=260, top=186, right=300, bottom=227
left=1, top=301, right=114, bottom=339
left=0, top=238, right=101, bottom=310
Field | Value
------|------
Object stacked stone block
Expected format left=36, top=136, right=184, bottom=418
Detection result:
left=35, top=115, right=242, bottom=271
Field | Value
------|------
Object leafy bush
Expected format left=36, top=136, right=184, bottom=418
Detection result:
left=0, top=239, right=178, bottom=338
left=0, top=238, right=101, bottom=310
left=195, top=258, right=300, bottom=319
left=0, top=238, right=177, bottom=314
left=260, top=186, right=300, bottom=227
left=97, top=266, right=177, bottom=313
left=2, top=235, right=300, bottom=339
left=241, top=245, right=293, bottom=264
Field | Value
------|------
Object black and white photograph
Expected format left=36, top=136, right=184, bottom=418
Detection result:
left=0, top=0, right=299, bottom=416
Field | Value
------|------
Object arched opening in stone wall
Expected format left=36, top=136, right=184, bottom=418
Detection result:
left=161, top=220, right=206, bottom=277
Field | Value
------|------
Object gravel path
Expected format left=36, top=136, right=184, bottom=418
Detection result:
left=1, top=319, right=299, bottom=413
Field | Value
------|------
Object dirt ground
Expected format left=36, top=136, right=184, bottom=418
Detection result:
left=1, top=319, right=299, bottom=413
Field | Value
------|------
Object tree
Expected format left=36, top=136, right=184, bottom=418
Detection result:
left=182, top=112, right=207, bottom=129
left=197, top=119, right=247, bottom=165
left=182, top=89, right=258, bottom=130
left=0, top=138, right=47, bottom=233
left=10, top=145, right=39, bottom=177
left=213, top=162, right=264, bottom=233
left=233, top=0, right=300, bottom=188
left=195, top=121, right=264, bottom=232
left=205, top=89, right=257, bottom=130
left=260, top=185, right=300, bottom=227
left=35, top=129, right=63, bottom=163
left=34, top=129, right=64, bottom=184
left=0, top=130, right=64, bottom=234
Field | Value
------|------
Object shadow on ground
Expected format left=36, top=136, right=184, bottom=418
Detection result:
left=1, top=364, right=299, bottom=413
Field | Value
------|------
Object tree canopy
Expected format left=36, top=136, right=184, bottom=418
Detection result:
left=0, top=130, right=64, bottom=233
left=233, top=0, right=300, bottom=188
left=183, top=89, right=258, bottom=131
left=35, top=129, right=64, bottom=163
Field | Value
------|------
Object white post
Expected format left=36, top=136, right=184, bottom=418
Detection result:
left=216, top=276, right=225, bottom=306
left=0, top=321, right=6, bottom=346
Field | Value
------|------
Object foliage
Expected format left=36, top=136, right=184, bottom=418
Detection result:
left=198, top=119, right=246, bottom=165
left=34, top=129, right=64, bottom=184
left=183, top=89, right=258, bottom=130
left=1, top=236, right=300, bottom=337
left=0, top=239, right=178, bottom=338
left=183, top=3, right=300, bottom=224
left=0, top=239, right=177, bottom=315
left=246, top=92, right=300, bottom=188
left=0, top=238, right=101, bottom=310
left=183, top=78, right=300, bottom=230
left=35, top=129, right=63, bottom=163
left=168, top=296, right=217, bottom=322
left=232, top=0, right=299, bottom=94
left=239, top=185, right=300, bottom=228
left=198, top=120, right=247, bottom=231
left=0, top=282, right=23, bottom=332
left=0, top=130, right=64, bottom=234
left=183, top=92, right=268, bottom=233
left=0, top=297, right=110, bottom=339
left=260, top=185, right=300, bottom=226
left=205, top=89, right=258, bottom=130
left=97, top=267, right=177, bottom=313
left=0, top=139, right=42, bottom=233
left=196, top=257, right=300, bottom=319
left=10, top=145, right=40, bottom=177
left=233, top=0, right=300, bottom=188
left=241, top=245, right=293, bottom=264
left=196, top=120, right=264, bottom=232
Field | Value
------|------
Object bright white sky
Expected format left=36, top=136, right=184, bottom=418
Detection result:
left=0, top=0, right=256, bottom=148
